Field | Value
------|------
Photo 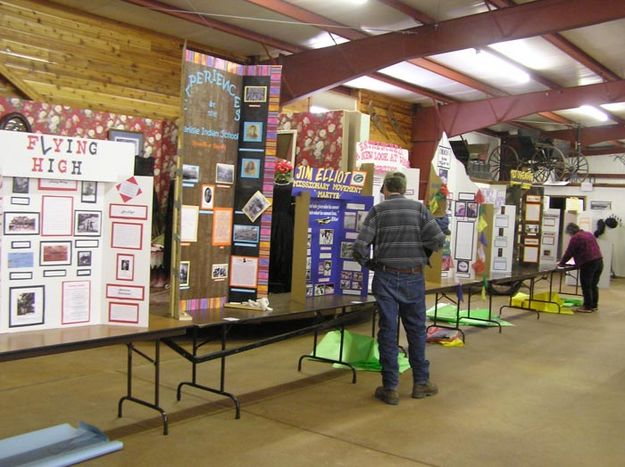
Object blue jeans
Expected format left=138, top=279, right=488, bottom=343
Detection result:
left=372, top=270, right=429, bottom=389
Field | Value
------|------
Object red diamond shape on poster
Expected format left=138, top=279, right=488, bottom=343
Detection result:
left=116, top=176, right=143, bottom=202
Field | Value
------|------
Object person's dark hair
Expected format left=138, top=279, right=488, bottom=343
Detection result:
left=383, top=171, right=406, bottom=194
left=565, top=222, right=580, bottom=235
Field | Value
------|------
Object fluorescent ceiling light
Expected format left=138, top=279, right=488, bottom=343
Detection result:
left=309, top=105, right=329, bottom=114
left=474, top=49, right=530, bottom=83
left=578, top=105, right=609, bottom=122
left=306, top=32, right=349, bottom=49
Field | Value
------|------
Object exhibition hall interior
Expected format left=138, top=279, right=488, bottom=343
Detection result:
left=1, top=1, right=625, bottom=465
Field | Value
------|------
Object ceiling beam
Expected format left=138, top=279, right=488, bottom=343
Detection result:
left=0, top=62, right=44, bottom=101
left=122, top=0, right=301, bottom=53
left=545, top=123, right=625, bottom=147
left=439, top=79, right=625, bottom=136
left=278, top=0, right=625, bottom=103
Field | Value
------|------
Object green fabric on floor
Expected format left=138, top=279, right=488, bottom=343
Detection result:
left=426, top=304, right=513, bottom=327
left=313, top=330, right=411, bottom=373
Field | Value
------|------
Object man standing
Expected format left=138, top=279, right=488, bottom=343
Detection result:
left=352, top=172, right=445, bottom=405
left=558, top=222, right=603, bottom=313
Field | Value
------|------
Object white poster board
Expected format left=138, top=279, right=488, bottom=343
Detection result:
left=0, top=131, right=151, bottom=333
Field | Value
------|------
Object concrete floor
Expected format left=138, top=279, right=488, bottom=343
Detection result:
left=2, top=280, right=625, bottom=466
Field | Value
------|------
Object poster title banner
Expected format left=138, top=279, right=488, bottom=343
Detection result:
left=0, top=130, right=135, bottom=182
left=292, top=166, right=366, bottom=200
left=356, top=141, right=409, bottom=175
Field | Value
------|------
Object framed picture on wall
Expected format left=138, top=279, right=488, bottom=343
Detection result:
left=243, top=85, right=267, bottom=103
left=108, top=129, right=144, bottom=157
left=9, top=285, right=45, bottom=328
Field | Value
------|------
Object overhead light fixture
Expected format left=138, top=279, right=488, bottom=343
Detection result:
left=578, top=105, right=609, bottom=122
left=348, top=0, right=368, bottom=4
left=474, top=49, right=530, bottom=84
left=309, top=105, right=329, bottom=114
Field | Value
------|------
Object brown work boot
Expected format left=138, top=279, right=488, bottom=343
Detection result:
left=574, top=306, right=594, bottom=313
left=412, top=382, right=439, bottom=399
left=374, top=386, right=399, bottom=405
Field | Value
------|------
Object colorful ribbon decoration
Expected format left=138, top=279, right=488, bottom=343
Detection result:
left=429, top=183, right=449, bottom=214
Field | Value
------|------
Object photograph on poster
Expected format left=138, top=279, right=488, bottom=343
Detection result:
left=77, top=250, right=92, bottom=267
left=179, top=261, right=190, bottom=287
left=525, top=224, right=540, bottom=235
left=74, top=211, right=101, bottom=236
left=81, top=181, right=97, bottom=203
left=62, top=280, right=91, bottom=324
left=321, top=260, right=332, bottom=276
left=233, top=224, right=260, bottom=243
left=11, top=197, right=30, bottom=206
left=182, top=164, right=200, bottom=183
left=40, top=241, right=72, bottom=266
left=242, top=191, right=271, bottom=222
left=108, top=129, right=144, bottom=156
left=200, top=184, right=214, bottom=210
left=466, top=202, right=478, bottom=218
left=457, top=260, right=470, bottom=273
left=243, top=122, right=263, bottom=142
left=109, top=302, right=139, bottom=323
left=216, top=163, right=235, bottom=184
left=212, top=208, right=233, bottom=246
left=455, top=201, right=466, bottom=217
left=9, top=285, right=44, bottom=327
left=42, top=196, right=73, bottom=236
left=315, top=284, right=325, bottom=296
left=116, top=254, right=134, bottom=281
left=438, top=169, right=448, bottom=184
left=357, top=211, right=367, bottom=231
left=229, top=256, right=258, bottom=288
left=307, top=232, right=311, bottom=249
left=240, top=158, right=260, bottom=179
left=341, top=271, right=352, bottom=281
left=8, top=252, right=34, bottom=269
left=111, top=222, right=143, bottom=250
left=340, top=241, right=353, bottom=259
left=244, top=85, right=267, bottom=103
left=211, top=263, right=228, bottom=280
left=4, top=212, right=39, bottom=235
left=306, top=285, right=313, bottom=297
left=180, top=205, right=199, bottom=243
left=319, top=229, right=334, bottom=246
left=344, top=212, right=357, bottom=230
left=12, top=177, right=29, bottom=194
left=354, top=272, right=363, bottom=281
left=326, top=284, right=335, bottom=294
left=38, top=179, right=78, bottom=191
left=340, top=279, right=350, bottom=289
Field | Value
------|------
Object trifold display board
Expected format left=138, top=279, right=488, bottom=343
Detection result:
left=176, top=50, right=281, bottom=313
left=0, top=130, right=152, bottom=333
left=291, top=165, right=373, bottom=302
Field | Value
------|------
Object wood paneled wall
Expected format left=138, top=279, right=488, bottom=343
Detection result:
left=0, top=0, right=241, bottom=120
left=357, top=90, right=413, bottom=148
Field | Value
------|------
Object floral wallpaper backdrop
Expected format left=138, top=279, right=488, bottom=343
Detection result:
left=0, top=97, right=178, bottom=233
left=277, top=111, right=344, bottom=169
